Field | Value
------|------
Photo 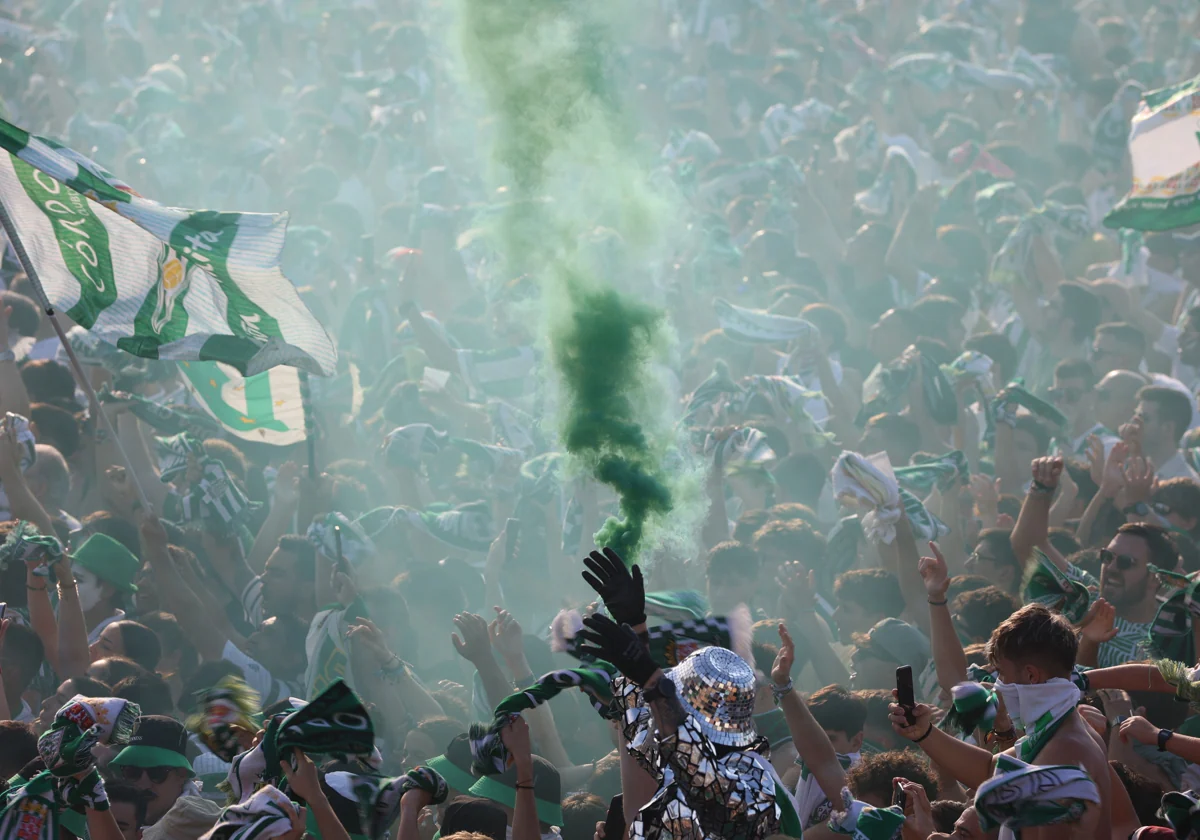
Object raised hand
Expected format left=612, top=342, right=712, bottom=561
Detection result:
left=1117, top=715, right=1160, bottom=746
left=771, top=623, right=795, bottom=687
left=918, top=541, right=949, bottom=600
left=451, top=612, right=495, bottom=666
left=1030, top=456, right=1063, bottom=490
left=888, top=694, right=936, bottom=742
left=1099, top=440, right=1129, bottom=500
left=1122, top=456, right=1156, bottom=507
left=575, top=613, right=659, bottom=686
left=489, top=607, right=527, bottom=672
left=1078, top=598, right=1118, bottom=644
left=581, top=547, right=646, bottom=626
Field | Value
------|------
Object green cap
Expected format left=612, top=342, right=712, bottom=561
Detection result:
left=73, top=534, right=139, bottom=593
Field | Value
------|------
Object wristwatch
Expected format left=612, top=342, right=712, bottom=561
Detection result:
left=1124, top=502, right=1151, bottom=518
left=1159, top=728, right=1174, bottom=752
left=642, top=676, right=678, bottom=704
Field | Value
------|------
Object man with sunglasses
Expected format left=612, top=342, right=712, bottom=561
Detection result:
left=1047, top=358, right=1117, bottom=458
left=107, top=715, right=199, bottom=827
left=1096, top=523, right=1180, bottom=667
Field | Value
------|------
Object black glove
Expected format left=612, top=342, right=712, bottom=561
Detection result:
left=576, top=613, right=658, bottom=687
left=581, top=547, right=646, bottom=627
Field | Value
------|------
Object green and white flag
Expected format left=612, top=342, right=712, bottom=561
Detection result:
left=178, top=360, right=306, bottom=446
left=1105, top=76, right=1200, bottom=231
left=0, top=118, right=336, bottom=376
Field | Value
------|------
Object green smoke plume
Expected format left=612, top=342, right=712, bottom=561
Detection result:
left=454, top=0, right=682, bottom=562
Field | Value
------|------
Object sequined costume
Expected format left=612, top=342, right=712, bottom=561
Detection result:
left=616, top=677, right=782, bottom=840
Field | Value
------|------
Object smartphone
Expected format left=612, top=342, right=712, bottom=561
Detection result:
left=333, top=525, right=349, bottom=575
left=504, top=518, right=521, bottom=563
left=603, top=794, right=625, bottom=840
left=896, top=665, right=916, bottom=726
left=892, top=779, right=907, bottom=810
left=0, top=603, right=6, bottom=621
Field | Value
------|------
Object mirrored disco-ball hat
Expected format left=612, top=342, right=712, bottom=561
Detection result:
left=664, top=646, right=758, bottom=747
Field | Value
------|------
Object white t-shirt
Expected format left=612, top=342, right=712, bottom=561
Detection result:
left=1155, top=451, right=1200, bottom=482
left=221, top=640, right=297, bottom=710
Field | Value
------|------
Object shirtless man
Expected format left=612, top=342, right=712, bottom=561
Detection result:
left=888, top=604, right=1113, bottom=839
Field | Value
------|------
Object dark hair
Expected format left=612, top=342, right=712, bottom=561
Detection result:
left=801, top=303, right=848, bottom=352
left=732, top=509, right=771, bottom=544
left=136, top=612, right=198, bottom=680
left=88, top=656, right=148, bottom=687
left=752, top=519, right=825, bottom=568
left=846, top=750, right=937, bottom=805
left=834, top=569, right=905, bottom=618
left=0, top=721, right=37, bottom=778
left=766, top=503, right=820, bottom=528
left=29, top=403, right=81, bottom=459
left=963, top=333, right=1017, bottom=383
left=112, top=621, right=162, bottom=672
left=1137, top=385, right=1195, bottom=442
left=931, top=801, right=967, bottom=834
left=201, top=439, right=248, bottom=482
left=773, top=453, right=829, bottom=508
left=65, top=677, right=114, bottom=697
left=561, top=793, right=607, bottom=840
left=1058, top=283, right=1102, bottom=343
left=276, top=534, right=317, bottom=581
left=852, top=689, right=895, bottom=728
left=1054, top=358, right=1095, bottom=389
left=79, top=512, right=141, bottom=558
left=912, top=295, right=966, bottom=342
left=1048, top=528, right=1082, bottom=559
left=987, top=604, right=1078, bottom=676
left=945, top=574, right=992, bottom=603
left=1115, top=522, right=1181, bottom=570
left=706, top=541, right=760, bottom=586
left=587, top=753, right=622, bottom=801
left=808, top=684, right=867, bottom=736
left=951, top=586, right=1022, bottom=643
left=113, top=673, right=175, bottom=717
left=1154, top=478, right=1200, bottom=533
left=1110, top=760, right=1166, bottom=828
left=19, top=360, right=76, bottom=407
left=1097, top=322, right=1148, bottom=356
left=2, top=623, right=44, bottom=690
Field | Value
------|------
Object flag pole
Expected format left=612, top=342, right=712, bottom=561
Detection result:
left=0, top=199, right=152, bottom=512
left=299, top=370, right=317, bottom=479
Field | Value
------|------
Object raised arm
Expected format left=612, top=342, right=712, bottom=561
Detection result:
left=247, top=461, right=299, bottom=576
left=281, top=749, right=352, bottom=840
left=771, top=623, right=845, bottom=802
left=888, top=699, right=994, bottom=790
left=139, top=514, right=227, bottom=661
left=920, top=542, right=968, bottom=694
left=53, top=552, right=93, bottom=679
left=491, top=608, right=572, bottom=768
left=892, top=516, right=929, bottom=635
left=452, top=611, right=515, bottom=710
left=1011, top=457, right=1061, bottom=568
left=0, top=305, right=31, bottom=419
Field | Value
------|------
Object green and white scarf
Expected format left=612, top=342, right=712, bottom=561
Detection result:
left=1154, top=659, right=1200, bottom=709
left=203, top=785, right=302, bottom=840
left=1022, top=549, right=1092, bottom=624
left=714, top=298, right=820, bottom=347
left=974, top=755, right=1098, bottom=840
left=900, top=487, right=950, bottom=542
left=40, top=695, right=140, bottom=776
left=468, top=664, right=617, bottom=775
left=941, top=351, right=997, bottom=396
left=155, top=432, right=205, bottom=483
left=829, top=788, right=905, bottom=840
left=992, top=385, right=1068, bottom=431
left=989, top=202, right=1092, bottom=291
left=1161, top=790, right=1200, bottom=840
left=795, top=753, right=858, bottom=829
left=306, top=512, right=375, bottom=567
left=383, top=424, right=449, bottom=469
left=185, top=676, right=262, bottom=762
left=1147, top=567, right=1200, bottom=663
left=99, top=385, right=224, bottom=438
left=894, top=450, right=968, bottom=497
left=323, top=767, right=449, bottom=840
left=832, top=451, right=902, bottom=544
left=169, top=459, right=259, bottom=533
left=942, top=682, right=998, bottom=738
left=0, top=520, right=63, bottom=574
left=992, top=679, right=1081, bottom=762
left=702, top=427, right=776, bottom=468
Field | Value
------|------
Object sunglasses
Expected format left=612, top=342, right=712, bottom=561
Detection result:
left=117, top=766, right=175, bottom=784
left=1099, top=549, right=1139, bottom=571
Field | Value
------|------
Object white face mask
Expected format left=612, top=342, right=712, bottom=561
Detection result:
left=74, top=568, right=103, bottom=613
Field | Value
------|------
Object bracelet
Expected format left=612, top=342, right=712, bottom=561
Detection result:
left=1029, top=481, right=1055, bottom=495
left=927, top=598, right=948, bottom=606
left=912, top=724, right=934, bottom=743
left=515, top=782, right=535, bottom=790
left=990, top=726, right=1016, bottom=741
left=26, top=584, right=45, bottom=591
left=771, top=679, right=794, bottom=704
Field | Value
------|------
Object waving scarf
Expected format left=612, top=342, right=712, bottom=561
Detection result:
left=702, top=427, right=777, bottom=469
left=41, top=696, right=140, bottom=776
left=185, top=676, right=262, bottom=762
left=0, top=520, right=63, bottom=575
left=323, top=767, right=449, bottom=840
left=858, top=350, right=958, bottom=427
left=155, top=432, right=206, bottom=483
left=201, top=786, right=301, bottom=840
left=974, top=755, right=1098, bottom=840
left=383, top=424, right=450, bottom=469
left=832, top=452, right=902, bottom=544
left=1154, top=660, right=1200, bottom=709
left=1022, top=549, right=1092, bottom=623
left=993, top=384, right=1068, bottom=431
left=942, top=351, right=996, bottom=396
left=989, top=202, right=1092, bottom=290
left=900, top=487, right=950, bottom=542
left=894, top=450, right=968, bottom=497
left=469, top=664, right=618, bottom=775
left=714, top=298, right=820, bottom=347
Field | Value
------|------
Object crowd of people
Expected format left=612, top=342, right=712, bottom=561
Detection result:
left=2, top=0, right=1200, bottom=838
